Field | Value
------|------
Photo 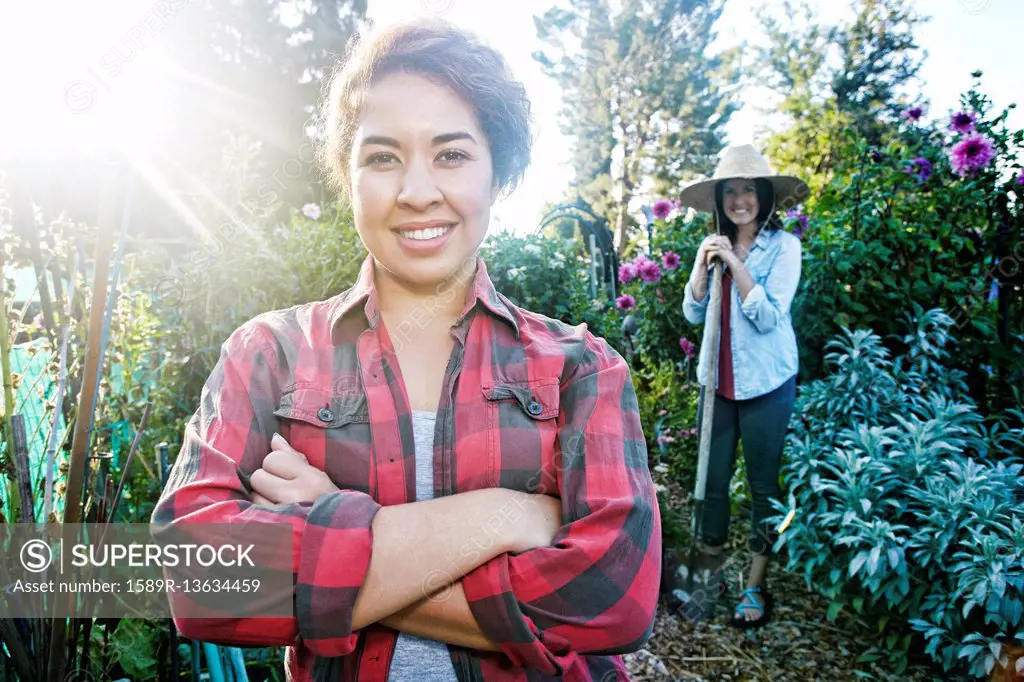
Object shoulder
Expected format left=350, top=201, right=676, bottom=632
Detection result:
left=774, top=229, right=802, bottom=253
left=225, top=293, right=346, bottom=357
left=500, top=294, right=628, bottom=387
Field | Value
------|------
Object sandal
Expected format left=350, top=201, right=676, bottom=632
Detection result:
left=729, top=586, right=773, bottom=630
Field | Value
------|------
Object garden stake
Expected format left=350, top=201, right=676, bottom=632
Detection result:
left=673, top=254, right=724, bottom=622
left=43, top=239, right=80, bottom=520
left=46, top=159, right=118, bottom=682
left=88, top=175, right=134, bottom=445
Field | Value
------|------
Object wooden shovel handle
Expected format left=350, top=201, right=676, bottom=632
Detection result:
left=694, top=260, right=723, bottom=506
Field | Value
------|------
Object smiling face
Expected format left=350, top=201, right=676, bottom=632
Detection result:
left=721, top=178, right=760, bottom=230
left=348, top=71, right=498, bottom=294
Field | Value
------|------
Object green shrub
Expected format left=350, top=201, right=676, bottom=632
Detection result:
left=479, top=229, right=619, bottom=346
left=793, top=81, right=1024, bottom=415
left=771, top=307, right=1024, bottom=678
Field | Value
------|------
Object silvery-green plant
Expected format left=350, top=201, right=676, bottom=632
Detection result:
left=769, top=308, right=1024, bottom=678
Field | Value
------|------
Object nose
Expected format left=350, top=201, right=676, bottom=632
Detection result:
left=397, top=156, right=443, bottom=211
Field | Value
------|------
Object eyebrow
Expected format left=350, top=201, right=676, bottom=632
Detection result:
left=359, top=131, right=477, bottom=149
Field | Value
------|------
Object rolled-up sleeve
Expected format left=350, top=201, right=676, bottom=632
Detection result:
left=461, top=336, right=661, bottom=675
left=682, top=277, right=709, bottom=325
left=151, top=319, right=380, bottom=657
left=740, top=235, right=802, bottom=333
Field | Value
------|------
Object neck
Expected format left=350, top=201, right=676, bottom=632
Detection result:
left=736, top=221, right=760, bottom=243
left=374, top=259, right=476, bottom=325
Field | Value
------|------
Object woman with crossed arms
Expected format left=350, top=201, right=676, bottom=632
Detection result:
left=154, top=19, right=661, bottom=682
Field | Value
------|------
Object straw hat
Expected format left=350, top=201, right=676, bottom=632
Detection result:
left=680, top=145, right=808, bottom=213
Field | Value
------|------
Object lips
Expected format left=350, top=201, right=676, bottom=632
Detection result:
left=398, top=224, right=453, bottom=241
left=393, top=221, right=457, bottom=253
left=393, top=221, right=455, bottom=240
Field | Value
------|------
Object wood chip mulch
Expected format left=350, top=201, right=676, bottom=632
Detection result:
left=624, top=479, right=943, bottom=681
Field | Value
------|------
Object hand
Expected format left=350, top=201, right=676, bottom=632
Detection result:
left=508, top=492, right=563, bottom=554
left=248, top=434, right=338, bottom=506
left=703, top=235, right=738, bottom=268
left=694, top=235, right=727, bottom=270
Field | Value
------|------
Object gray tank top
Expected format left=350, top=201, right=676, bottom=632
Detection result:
left=386, top=410, right=460, bottom=682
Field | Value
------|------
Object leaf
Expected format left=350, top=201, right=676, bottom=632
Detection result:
left=868, top=546, right=881, bottom=575
left=958, top=644, right=984, bottom=659
left=827, top=601, right=844, bottom=622
left=850, top=553, right=867, bottom=577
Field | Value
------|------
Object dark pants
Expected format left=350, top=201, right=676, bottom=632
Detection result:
left=695, top=374, right=797, bottom=556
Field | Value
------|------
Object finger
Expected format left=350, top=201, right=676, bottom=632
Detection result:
left=262, top=449, right=309, bottom=479
left=249, top=468, right=289, bottom=501
left=271, top=433, right=307, bottom=461
left=251, top=493, right=276, bottom=507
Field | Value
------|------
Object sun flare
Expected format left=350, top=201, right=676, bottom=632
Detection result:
left=0, top=0, right=180, bottom=155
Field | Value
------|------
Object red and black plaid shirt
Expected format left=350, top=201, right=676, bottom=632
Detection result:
left=152, top=254, right=661, bottom=681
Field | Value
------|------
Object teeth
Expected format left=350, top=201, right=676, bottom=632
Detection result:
left=402, top=225, right=452, bottom=241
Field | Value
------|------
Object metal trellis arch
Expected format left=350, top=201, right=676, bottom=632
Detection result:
left=536, top=199, right=619, bottom=302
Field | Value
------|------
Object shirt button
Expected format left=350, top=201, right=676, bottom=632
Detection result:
left=317, top=407, right=334, bottom=422
left=527, top=400, right=543, bottom=416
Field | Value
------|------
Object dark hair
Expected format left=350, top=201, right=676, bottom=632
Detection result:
left=316, top=20, right=533, bottom=198
left=712, top=178, right=783, bottom=242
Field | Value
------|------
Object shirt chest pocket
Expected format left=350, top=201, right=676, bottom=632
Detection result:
left=273, top=384, right=372, bottom=494
left=481, top=377, right=561, bottom=494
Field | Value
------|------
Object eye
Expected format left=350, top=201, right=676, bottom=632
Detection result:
left=363, top=151, right=398, bottom=167
left=437, top=149, right=470, bottom=165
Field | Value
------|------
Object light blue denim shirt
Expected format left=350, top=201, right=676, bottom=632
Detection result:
left=682, top=227, right=801, bottom=400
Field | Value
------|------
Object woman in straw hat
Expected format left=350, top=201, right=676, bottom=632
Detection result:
left=680, top=144, right=808, bottom=629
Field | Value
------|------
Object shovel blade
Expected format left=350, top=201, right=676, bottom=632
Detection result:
left=666, top=547, right=726, bottom=622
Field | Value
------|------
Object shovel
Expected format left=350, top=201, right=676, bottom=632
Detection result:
left=667, top=249, right=725, bottom=621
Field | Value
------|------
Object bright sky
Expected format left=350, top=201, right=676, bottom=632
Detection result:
left=368, top=0, right=1024, bottom=236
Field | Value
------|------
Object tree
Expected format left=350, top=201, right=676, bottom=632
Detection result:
left=535, top=0, right=739, bottom=255
left=756, top=0, right=927, bottom=193
left=158, top=0, right=368, bottom=215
